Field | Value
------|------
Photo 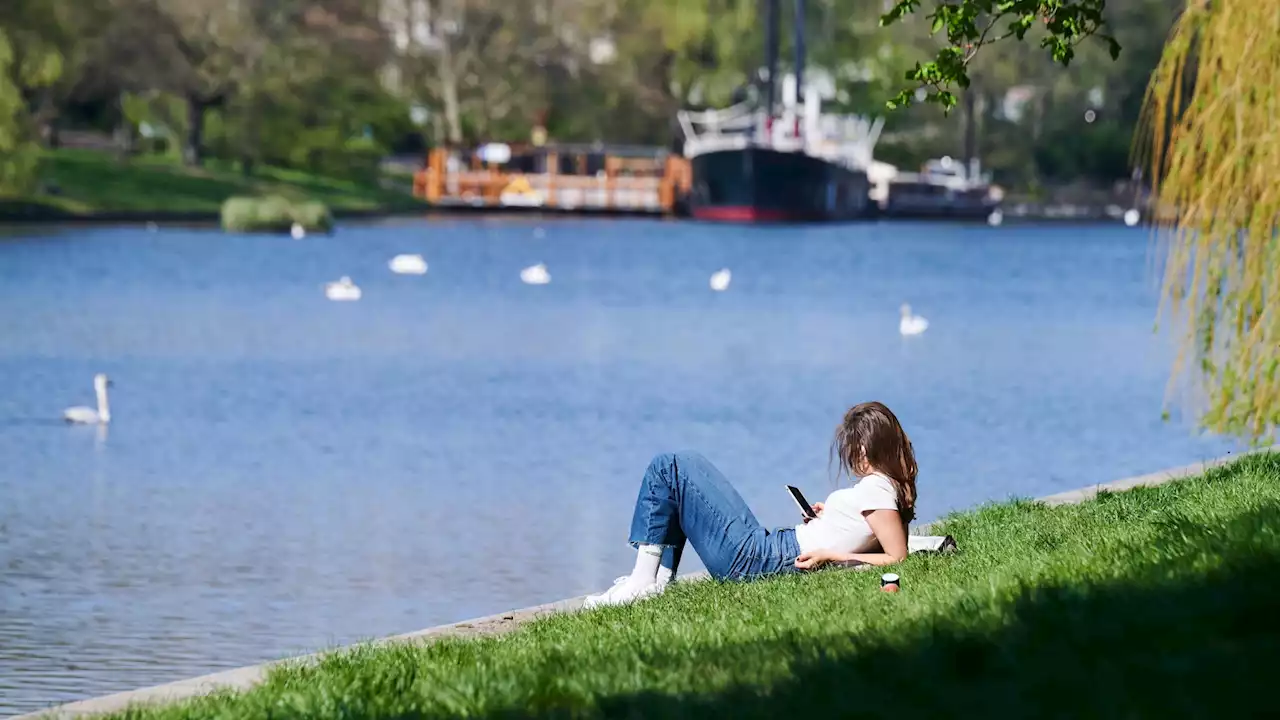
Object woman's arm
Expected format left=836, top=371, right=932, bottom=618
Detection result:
left=794, top=508, right=908, bottom=569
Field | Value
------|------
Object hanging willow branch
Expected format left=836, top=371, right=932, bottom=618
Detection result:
left=1138, top=0, right=1280, bottom=440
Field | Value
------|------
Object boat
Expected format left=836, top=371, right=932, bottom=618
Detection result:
left=414, top=142, right=691, bottom=216
left=676, top=0, right=882, bottom=223
left=869, top=156, right=1004, bottom=220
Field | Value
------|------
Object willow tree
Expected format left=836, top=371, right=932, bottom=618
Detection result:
left=888, top=0, right=1278, bottom=441
left=1138, top=0, right=1280, bottom=440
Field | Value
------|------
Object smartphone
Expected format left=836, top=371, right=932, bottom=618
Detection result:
left=786, top=485, right=817, bottom=520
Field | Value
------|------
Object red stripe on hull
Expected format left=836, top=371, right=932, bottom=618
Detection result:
left=691, top=206, right=812, bottom=223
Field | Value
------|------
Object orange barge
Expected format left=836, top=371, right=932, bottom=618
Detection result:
left=413, top=143, right=692, bottom=216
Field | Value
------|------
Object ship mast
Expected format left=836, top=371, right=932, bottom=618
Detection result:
left=794, top=0, right=806, bottom=139
left=764, top=0, right=780, bottom=137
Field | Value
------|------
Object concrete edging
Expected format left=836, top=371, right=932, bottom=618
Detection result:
left=16, top=448, right=1261, bottom=719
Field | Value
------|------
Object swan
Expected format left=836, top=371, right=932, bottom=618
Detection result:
left=1123, top=208, right=1140, bottom=227
left=389, top=254, right=428, bottom=275
left=709, top=268, right=732, bottom=292
left=64, top=374, right=112, bottom=424
left=899, top=304, right=929, bottom=336
left=520, top=263, right=551, bottom=285
left=291, top=223, right=307, bottom=240
left=325, top=276, right=362, bottom=301
left=987, top=209, right=1003, bottom=227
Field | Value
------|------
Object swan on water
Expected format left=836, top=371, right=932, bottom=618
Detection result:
left=389, top=254, right=428, bottom=275
left=325, top=276, right=362, bottom=301
left=1123, top=208, right=1140, bottom=227
left=520, top=263, right=551, bottom=285
left=899, top=304, right=929, bottom=336
left=64, top=374, right=112, bottom=424
left=709, top=268, right=732, bottom=292
left=291, top=223, right=307, bottom=240
left=987, top=209, right=1004, bottom=227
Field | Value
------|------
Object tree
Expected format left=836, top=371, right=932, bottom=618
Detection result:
left=151, top=0, right=255, bottom=166
left=881, top=0, right=1120, bottom=110
left=0, top=0, right=68, bottom=191
left=887, top=0, right=1277, bottom=440
left=1141, top=0, right=1280, bottom=440
left=213, top=0, right=392, bottom=176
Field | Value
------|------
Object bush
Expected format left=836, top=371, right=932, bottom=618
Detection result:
left=220, top=195, right=334, bottom=234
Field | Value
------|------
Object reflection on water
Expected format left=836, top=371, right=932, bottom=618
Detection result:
left=0, top=218, right=1236, bottom=716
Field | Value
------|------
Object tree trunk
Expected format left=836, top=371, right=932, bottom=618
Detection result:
left=184, top=95, right=206, bottom=167
left=114, top=92, right=133, bottom=159
left=439, top=60, right=463, bottom=144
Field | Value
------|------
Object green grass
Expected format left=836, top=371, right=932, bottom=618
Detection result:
left=102, top=454, right=1280, bottom=719
left=1, top=149, right=427, bottom=216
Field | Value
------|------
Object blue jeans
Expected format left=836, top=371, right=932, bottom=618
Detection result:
left=628, top=451, right=801, bottom=581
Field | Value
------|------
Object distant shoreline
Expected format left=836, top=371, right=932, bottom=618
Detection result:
left=0, top=203, right=1141, bottom=228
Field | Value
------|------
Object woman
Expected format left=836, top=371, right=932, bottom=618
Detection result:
left=584, top=401, right=918, bottom=608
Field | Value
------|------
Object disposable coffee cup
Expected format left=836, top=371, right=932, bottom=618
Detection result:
left=880, top=573, right=901, bottom=588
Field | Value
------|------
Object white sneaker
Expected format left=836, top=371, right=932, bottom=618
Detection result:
left=583, top=576, right=664, bottom=609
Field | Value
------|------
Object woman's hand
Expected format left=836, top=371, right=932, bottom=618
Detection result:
left=802, top=501, right=825, bottom=524
left=794, top=548, right=837, bottom=570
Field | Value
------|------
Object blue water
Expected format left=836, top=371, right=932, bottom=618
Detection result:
left=0, top=218, right=1237, bottom=715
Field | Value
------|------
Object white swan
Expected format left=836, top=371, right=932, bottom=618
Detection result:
left=64, top=374, right=112, bottom=424
left=291, top=223, right=307, bottom=240
left=709, top=268, right=732, bottom=292
left=389, top=254, right=428, bottom=275
left=899, top=304, right=929, bottom=336
left=520, top=263, right=551, bottom=285
left=1123, top=208, right=1141, bottom=227
left=325, top=276, right=362, bottom=301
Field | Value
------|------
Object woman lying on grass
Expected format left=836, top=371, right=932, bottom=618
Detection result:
left=584, top=401, right=918, bottom=608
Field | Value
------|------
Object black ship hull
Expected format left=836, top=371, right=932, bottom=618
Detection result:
left=687, top=147, right=871, bottom=223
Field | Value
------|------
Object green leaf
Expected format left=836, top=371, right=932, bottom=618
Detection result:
left=883, top=0, right=1123, bottom=113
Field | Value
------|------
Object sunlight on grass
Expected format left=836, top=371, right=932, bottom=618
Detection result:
left=4, top=149, right=426, bottom=216
left=81, top=453, right=1280, bottom=718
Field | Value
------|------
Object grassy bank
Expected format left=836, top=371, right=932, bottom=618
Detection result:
left=94, top=454, right=1279, bottom=718
left=0, top=149, right=427, bottom=218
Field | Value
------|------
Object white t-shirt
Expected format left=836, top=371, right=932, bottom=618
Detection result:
left=794, top=473, right=901, bottom=554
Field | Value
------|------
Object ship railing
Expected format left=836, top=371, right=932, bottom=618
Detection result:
left=679, top=104, right=886, bottom=172
left=676, top=101, right=760, bottom=140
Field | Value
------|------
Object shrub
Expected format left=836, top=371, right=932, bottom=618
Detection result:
left=220, top=195, right=334, bottom=234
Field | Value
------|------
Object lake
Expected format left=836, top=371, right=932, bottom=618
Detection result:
left=0, top=217, right=1237, bottom=716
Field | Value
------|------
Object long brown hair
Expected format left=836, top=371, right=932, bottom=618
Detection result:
left=830, top=401, right=918, bottom=523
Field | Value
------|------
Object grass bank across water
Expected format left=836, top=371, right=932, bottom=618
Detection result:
left=84, top=454, right=1280, bottom=718
left=0, top=149, right=426, bottom=220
